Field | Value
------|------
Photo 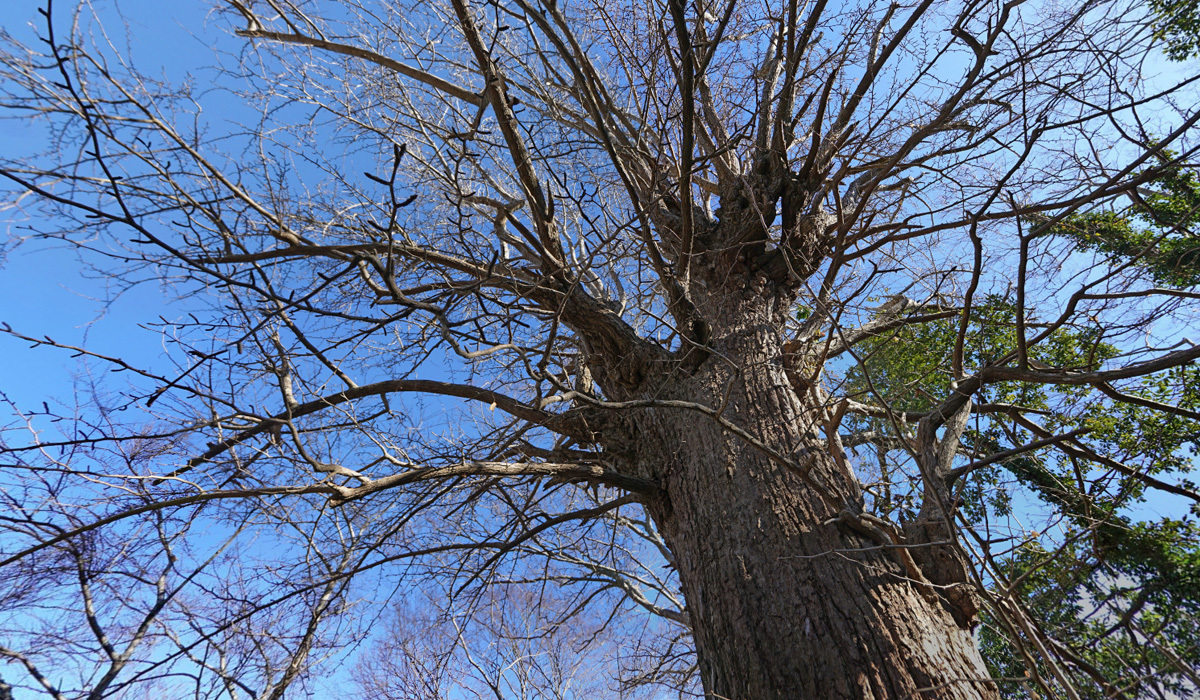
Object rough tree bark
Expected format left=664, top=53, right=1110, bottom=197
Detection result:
left=587, top=265, right=997, bottom=699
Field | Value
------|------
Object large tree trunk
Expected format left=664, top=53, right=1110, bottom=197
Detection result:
left=633, top=288, right=998, bottom=700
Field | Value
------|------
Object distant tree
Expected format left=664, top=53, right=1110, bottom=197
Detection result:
left=1, top=0, right=1199, bottom=698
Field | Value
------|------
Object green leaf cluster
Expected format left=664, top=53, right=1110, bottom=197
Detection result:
left=1150, top=0, right=1200, bottom=61
left=1036, top=157, right=1200, bottom=287
left=980, top=520, right=1200, bottom=700
left=843, top=297, right=1200, bottom=697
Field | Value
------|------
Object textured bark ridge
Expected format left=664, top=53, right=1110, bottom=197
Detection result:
left=626, top=283, right=999, bottom=700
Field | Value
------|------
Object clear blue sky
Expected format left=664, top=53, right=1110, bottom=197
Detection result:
left=1, top=0, right=222, bottom=413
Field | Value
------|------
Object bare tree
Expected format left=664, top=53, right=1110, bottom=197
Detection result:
left=2, top=0, right=1199, bottom=698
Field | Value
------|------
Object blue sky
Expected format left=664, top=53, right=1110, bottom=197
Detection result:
left=1, top=0, right=223, bottom=412
left=0, top=9, right=632, bottom=698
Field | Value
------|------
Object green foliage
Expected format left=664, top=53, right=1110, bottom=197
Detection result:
left=1036, top=157, right=1200, bottom=287
left=980, top=522, right=1200, bottom=700
left=1082, top=364, right=1200, bottom=485
left=1150, top=0, right=1200, bottom=61
left=845, top=296, right=1081, bottom=412
left=998, top=368, right=1200, bottom=699
left=847, top=296, right=1113, bottom=409
left=844, top=297, right=1200, bottom=698
left=845, top=296, right=1114, bottom=516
